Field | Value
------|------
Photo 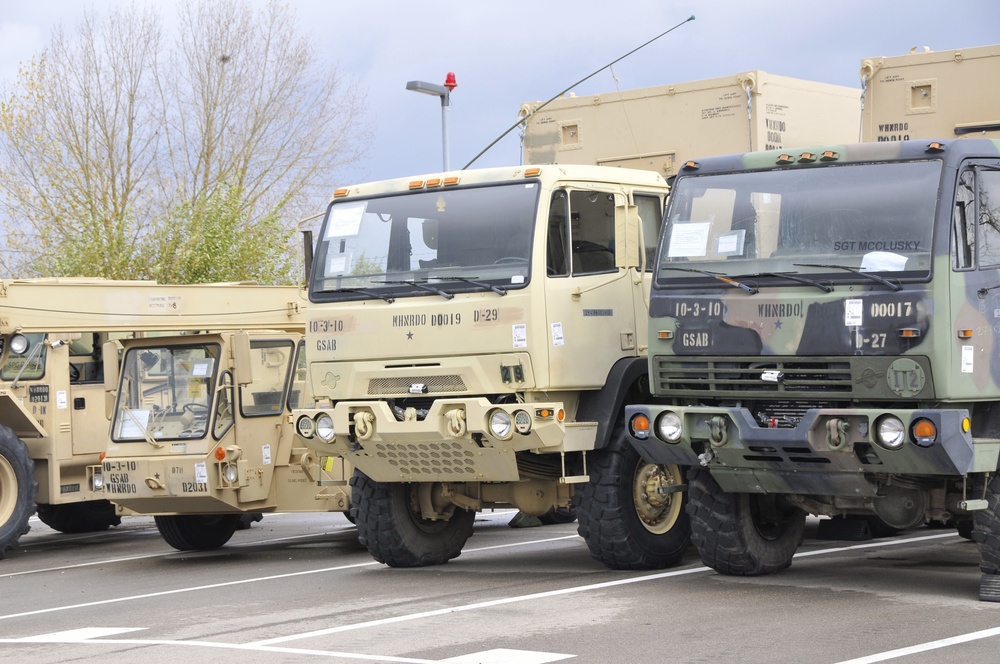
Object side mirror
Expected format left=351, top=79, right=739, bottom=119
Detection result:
left=232, top=332, right=254, bottom=386
left=102, top=340, right=120, bottom=420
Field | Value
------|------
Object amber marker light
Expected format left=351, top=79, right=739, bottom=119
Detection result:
left=630, top=413, right=651, bottom=440
left=658, top=330, right=674, bottom=340
left=425, top=178, right=442, bottom=187
left=524, top=167, right=541, bottom=177
left=958, top=329, right=974, bottom=338
left=911, top=418, right=937, bottom=447
left=99, top=452, right=106, bottom=463
left=535, top=408, right=553, bottom=419
left=897, top=328, right=921, bottom=338
left=681, top=160, right=699, bottom=171
left=798, top=152, right=816, bottom=163
left=926, top=141, right=945, bottom=153
left=214, top=446, right=227, bottom=461
left=408, top=180, right=425, bottom=189
left=776, top=154, right=795, bottom=165
left=557, top=409, right=565, bottom=422
left=333, top=188, right=349, bottom=198
left=963, top=417, right=972, bottom=433
left=443, top=176, right=460, bottom=186
left=820, top=150, right=839, bottom=161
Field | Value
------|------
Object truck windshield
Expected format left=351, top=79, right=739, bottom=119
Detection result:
left=311, top=182, right=539, bottom=301
left=656, top=160, right=941, bottom=288
left=112, top=344, right=219, bottom=442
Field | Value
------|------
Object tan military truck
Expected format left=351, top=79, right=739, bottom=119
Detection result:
left=860, top=43, right=1000, bottom=143
left=98, top=329, right=351, bottom=551
left=0, top=278, right=304, bottom=556
left=520, top=70, right=860, bottom=174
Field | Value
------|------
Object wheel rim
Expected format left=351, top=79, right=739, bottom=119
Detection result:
left=632, top=462, right=683, bottom=535
left=405, top=484, right=455, bottom=535
left=749, top=494, right=793, bottom=541
left=0, top=454, right=18, bottom=525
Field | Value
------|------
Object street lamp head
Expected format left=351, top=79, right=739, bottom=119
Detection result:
left=406, top=80, right=449, bottom=97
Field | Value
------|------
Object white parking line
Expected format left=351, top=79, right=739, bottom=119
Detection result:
left=834, top=625, right=1000, bottom=663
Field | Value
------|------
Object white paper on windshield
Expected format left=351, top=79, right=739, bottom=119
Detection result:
left=119, top=409, right=150, bottom=438
left=861, top=251, right=908, bottom=272
left=191, top=360, right=213, bottom=377
left=326, top=254, right=348, bottom=274
left=844, top=299, right=863, bottom=326
left=716, top=229, right=745, bottom=256
left=667, top=221, right=710, bottom=257
left=325, top=201, right=367, bottom=238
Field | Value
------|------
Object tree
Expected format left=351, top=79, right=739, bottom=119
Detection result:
left=0, top=0, right=369, bottom=283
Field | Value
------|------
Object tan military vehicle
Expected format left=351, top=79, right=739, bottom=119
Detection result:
left=860, top=43, right=1000, bottom=143
left=99, top=329, right=351, bottom=551
left=0, top=278, right=304, bottom=556
left=521, top=70, right=860, bottom=174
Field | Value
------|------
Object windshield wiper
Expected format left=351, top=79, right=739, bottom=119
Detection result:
left=732, top=271, right=833, bottom=293
left=379, top=280, right=454, bottom=300
left=660, top=267, right=758, bottom=294
left=432, top=276, right=507, bottom=296
left=329, top=287, right=396, bottom=303
left=793, top=263, right=902, bottom=291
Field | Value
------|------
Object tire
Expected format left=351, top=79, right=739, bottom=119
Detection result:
left=538, top=506, right=577, bottom=525
left=36, top=500, right=122, bottom=533
left=350, top=469, right=474, bottom=567
left=981, top=574, right=1000, bottom=602
left=687, top=468, right=805, bottom=576
left=576, top=432, right=691, bottom=570
left=973, top=473, right=1000, bottom=576
left=154, top=514, right=241, bottom=551
left=0, top=425, right=37, bottom=558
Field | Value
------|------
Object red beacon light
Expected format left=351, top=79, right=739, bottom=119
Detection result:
left=444, top=72, right=457, bottom=92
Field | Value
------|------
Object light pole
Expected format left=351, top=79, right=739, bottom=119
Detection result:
left=406, top=73, right=457, bottom=171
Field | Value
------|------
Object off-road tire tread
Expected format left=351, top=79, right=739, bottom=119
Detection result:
left=973, top=474, right=1000, bottom=574
left=350, top=469, right=473, bottom=567
left=154, top=514, right=241, bottom=551
left=687, top=468, right=804, bottom=576
left=36, top=500, right=122, bottom=534
left=576, top=435, right=690, bottom=570
left=0, top=425, right=36, bottom=558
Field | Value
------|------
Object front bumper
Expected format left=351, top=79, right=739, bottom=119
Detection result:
left=625, top=404, right=996, bottom=496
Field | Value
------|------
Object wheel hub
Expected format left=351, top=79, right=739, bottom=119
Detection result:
left=0, top=455, right=17, bottom=524
left=632, top=462, right=682, bottom=535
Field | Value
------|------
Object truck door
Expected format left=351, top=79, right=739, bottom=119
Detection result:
left=544, top=188, right=637, bottom=388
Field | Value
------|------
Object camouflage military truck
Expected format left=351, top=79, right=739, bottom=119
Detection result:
left=99, top=329, right=351, bottom=551
left=0, top=278, right=304, bottom=556
left=621, top=138, right=1000, bottom=601
left=292, top=164, right=696, bottom=569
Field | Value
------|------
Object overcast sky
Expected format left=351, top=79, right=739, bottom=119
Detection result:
left=2, top=0, right=999, bottom=191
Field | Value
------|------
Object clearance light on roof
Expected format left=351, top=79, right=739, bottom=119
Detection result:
left=409, top=180, right=425, bottom=189
left=820, top=150, right=840, bottom=161
left=926, top=141, right=945, bottom=153
left=443, top=176, right=460, bottom=186
left=425, top=178, right=442, bottom=187
left=333, top=188, right=350, bottom=198
left=798, top=152, right=816, bottom=163
left=524, top=167, right=541, bottom=177
left=776, top=154, right=795, bottom=165
left=682, top=160, right=699, bottom=171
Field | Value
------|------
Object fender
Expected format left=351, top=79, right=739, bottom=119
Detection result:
left=0, top=390, right=47, bottom=439
left=577, top=357, right=648, bottom=450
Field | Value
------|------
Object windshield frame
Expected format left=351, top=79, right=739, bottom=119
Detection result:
left=654, top=159, right=943, bottom=291
left=309, top=180, right=541, bottom=303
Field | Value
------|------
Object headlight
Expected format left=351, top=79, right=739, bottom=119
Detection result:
left=488, top=409, right=513, bottom=439
left=876, top=415, right=906, bottom=450
left=90, top=470, right=104, bottom=491
left=316, top=414, right=335, bottom=442
left=656, top=411, right=683, bottom=443
left=296, top=415, right=316, bottom=439
left=9, top=333, right=29, bottom=355
left=222, top=463, right=239, bottom=483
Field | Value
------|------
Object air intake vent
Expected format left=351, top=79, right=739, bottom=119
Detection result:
left=653, top=357, right=852, bottom=399
left=368, top=375, right=466, bottom=396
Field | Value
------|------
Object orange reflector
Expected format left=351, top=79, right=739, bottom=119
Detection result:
left=99, top=451, right=106, bottom=463
left=214, top=447, right=226, bottom=461
left=958, top=329, right=974, bottom=338
left=897, top=328, right=921, bottom=338
left=912, top=419, right=936, bottom=439
left=443, top=176, right=460, bottom=186
left=333, top=188, right=349, bottom=197
left=408, top=180, right=424, bottom=189
left=536, top=408, right=552, bottom=418
left=963, top=417, right=972, bottom=433
left=524, top=167, right=541, bottom=177
left=658, top=330, right=674, bottom=340
left=557, top=409, right=565, bottom=422
left=631, top=413, right=651, bottom=433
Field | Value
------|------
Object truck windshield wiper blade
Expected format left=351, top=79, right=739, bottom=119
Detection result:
left=660, top=267, right=758, bottom=294
left=432, top=276, right=507, bottom=296
left=733, top=271, right=833, bottom=293
left=793, top=263, right=902, bottom=291
left=330, top=287, right=396, bottom=303
left=379, top=280, right=455, bottom=300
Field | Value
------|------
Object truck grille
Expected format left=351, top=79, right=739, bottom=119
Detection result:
left=368, top=375, right=467, bottom=396
left=653, top=356, right=853, bottom=399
